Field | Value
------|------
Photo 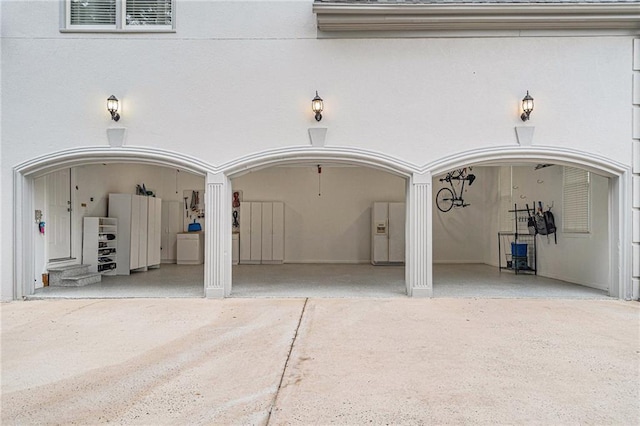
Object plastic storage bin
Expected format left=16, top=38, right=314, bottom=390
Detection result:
left=511, top=243, right=527, bottom=257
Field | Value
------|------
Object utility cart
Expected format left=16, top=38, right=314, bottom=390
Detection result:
left=498, top=205, right=537, bottom=275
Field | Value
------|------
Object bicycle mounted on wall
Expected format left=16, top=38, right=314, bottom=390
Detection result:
left=436, top=168, right=476, bottom=212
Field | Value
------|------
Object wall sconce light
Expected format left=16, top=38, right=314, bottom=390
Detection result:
left=312, top=91, right=323, bottom=122
left=107, top=95, right=120, bottom=122
left=520, top=91, right=534, bottom=122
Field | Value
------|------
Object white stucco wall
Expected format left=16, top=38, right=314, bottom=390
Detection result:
left=1, top=0, right=635, bottom=300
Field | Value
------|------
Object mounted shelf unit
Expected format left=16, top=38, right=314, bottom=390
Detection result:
left=82, top=217, right=118, bottom=275
left=498, top=204, right=537, bottom=275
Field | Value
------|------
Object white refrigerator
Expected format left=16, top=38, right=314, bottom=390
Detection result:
left=371, top=202, right=406, bottom=265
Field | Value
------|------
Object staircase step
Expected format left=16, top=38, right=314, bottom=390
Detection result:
left=48, top=264, right=90, bottom=273
left=57, top=273, right=102, bottom=287
left=48, top=264, right=92, bottom=286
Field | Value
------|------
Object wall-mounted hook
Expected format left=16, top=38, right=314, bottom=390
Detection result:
left=537, top=179, right=544, bottom=184
left=512, top=185, right=519, bottom=190
left=520, top=194, right=527, bottom=199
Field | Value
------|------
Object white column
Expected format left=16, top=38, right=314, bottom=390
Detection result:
left=204, top=172, right=230, bottom=298
left=632, top=39, right=640, bottom=300
left=408, top=171, right=432, bottom=297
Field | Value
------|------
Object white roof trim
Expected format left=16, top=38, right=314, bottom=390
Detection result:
left=313, top=2, right=640, bottom=31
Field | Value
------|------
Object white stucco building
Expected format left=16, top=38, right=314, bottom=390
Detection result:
left=1, top=0, right=639, bottom=301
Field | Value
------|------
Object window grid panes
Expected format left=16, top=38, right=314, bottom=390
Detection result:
left=126, top=0, right=172, bottom=26
left=563, top=166, right=590, bottom=233
left=67, top=0, right=173, bottom=30
left=70, top=0, right=115, bottom=26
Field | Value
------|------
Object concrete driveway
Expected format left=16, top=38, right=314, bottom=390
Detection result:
left=1, top=298, right=638, bottom=425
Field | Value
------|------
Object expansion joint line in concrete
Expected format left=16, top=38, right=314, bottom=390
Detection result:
left=265, top=297, right=309, bottom=425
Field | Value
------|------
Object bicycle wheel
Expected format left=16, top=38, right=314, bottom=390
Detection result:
left=436, top=187, right=455, bottom=212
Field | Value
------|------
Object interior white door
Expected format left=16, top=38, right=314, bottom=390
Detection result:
left=388, top=202, right=406, bottom=263
left=47, top=168, right=72, bottom=260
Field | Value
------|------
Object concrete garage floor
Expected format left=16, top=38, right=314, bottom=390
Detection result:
left=32, top=264, right=206, bottom=299
left=30, top=263, right=609, bottom=299
left=1, top=298, right=638, bottom=424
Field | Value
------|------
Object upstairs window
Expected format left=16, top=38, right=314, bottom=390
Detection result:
left=563, top=166, right=591, bottom=233
left=65, top=0, right=174, bottom=31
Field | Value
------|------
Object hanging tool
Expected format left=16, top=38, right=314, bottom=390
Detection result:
left=190, top=190, right=199, bottom=211
left=184, top=197, right=189, bottom=218
left=317, top=165, right=322, bottom=197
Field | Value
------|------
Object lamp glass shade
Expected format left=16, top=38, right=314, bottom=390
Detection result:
left=312, top=93, right=323, bottom=114
left=522, top=92, right=534, bottom=114
left=107, top=95, right=119, bottom=113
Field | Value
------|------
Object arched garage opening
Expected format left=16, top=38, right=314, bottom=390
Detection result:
left=219, top=147, right=418, bottom=298
left=12, top=145, right=632, bottom=301
left=426, top=146, right=632, bottom=300
left=13, top=147, right=212, bottom=300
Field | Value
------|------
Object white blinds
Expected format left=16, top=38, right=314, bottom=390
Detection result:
left=70, top=0, right=116, bottom=25
left=126, top=0, right=172, bottom=26
left=563, top=166, right=590, bottom=233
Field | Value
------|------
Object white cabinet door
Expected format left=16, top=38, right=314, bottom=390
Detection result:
left=239, top=203, right=252, bottom=263
left=232, top=234, right=240, bottom=265
left=250, top=202, right=262, bottom=263
left=239, top=201, right=284, bottom=264
left=109, top=193, right=132, bottom=275
left=137, top=195, right=149, bottom=269
left=261, top=202, right=273, bottom=262
left=272, top=202, right=284, bottom=262
left=147, top=197, right=162, bottom=267
left=388, top=202, right=405, bottom=263
left=161, top=200, right=181, bottom=262
left=130, top=196, right=141, bottom=270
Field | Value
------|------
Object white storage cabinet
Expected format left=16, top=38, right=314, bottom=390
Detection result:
left=147, top=197, right=162, bottom=267
left=371, top=202, right=405, bottom=265
left=161, top=200, right=182, bottom=263
left=177, top=232, right=204, bottom=265
left=108, top=194, right=162, bottom=275
left=82, top=217, right=118, bottom=274
left=240, top=201, right=284, bottom=264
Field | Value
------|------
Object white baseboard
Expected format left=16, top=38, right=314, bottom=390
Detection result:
left=537, top=271, right=608, bottom=291
left=283, top=260, right=371, bottom=264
